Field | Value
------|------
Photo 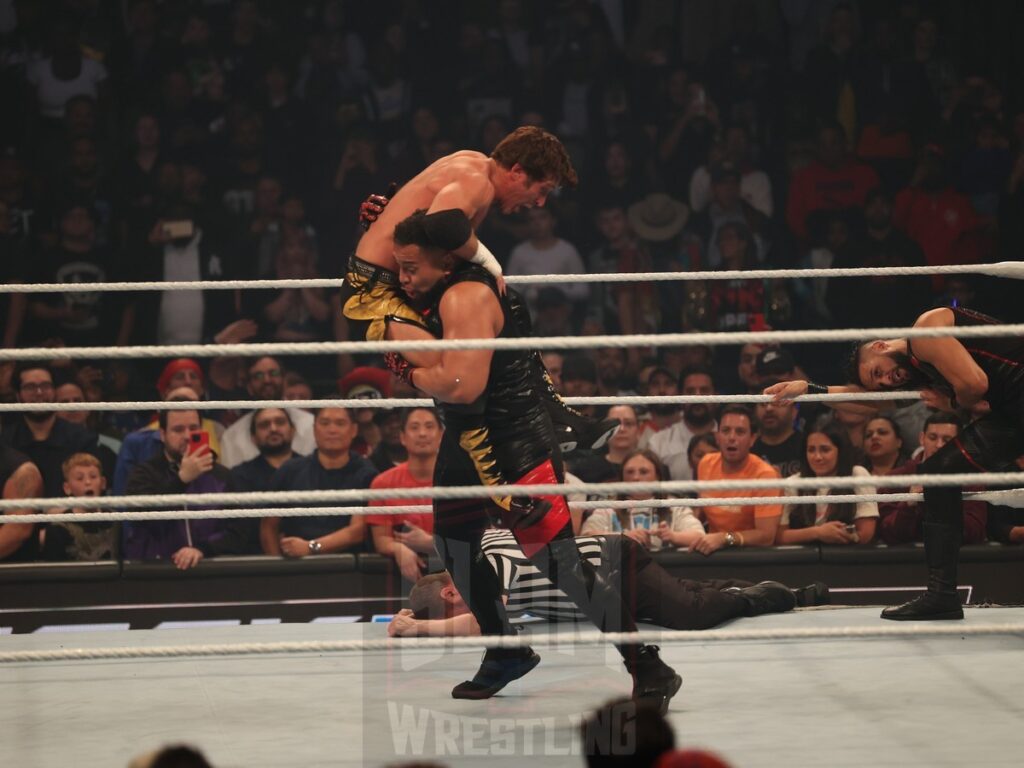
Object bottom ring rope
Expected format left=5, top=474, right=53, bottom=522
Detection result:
left=4, top=622, right=1023, bottom=664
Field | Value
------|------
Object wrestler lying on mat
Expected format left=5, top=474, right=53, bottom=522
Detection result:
left=388, top=530, right=829, bottom=638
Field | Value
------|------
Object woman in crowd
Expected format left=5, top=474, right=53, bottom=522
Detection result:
left=581, top=449, right=704, bottom=550
left=863, top=415, right=908, bottom=477
left=776, top=425, right=878, bottom=545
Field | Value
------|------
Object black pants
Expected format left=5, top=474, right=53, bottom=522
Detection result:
left=604, top=536, right=751, bottom=630
left=919, top=399, right=1024, bottom=528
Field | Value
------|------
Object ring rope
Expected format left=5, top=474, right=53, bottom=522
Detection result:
left=2, top=622, right=1023, bottom=664
left=5, top=488, right=1023, bottom=525
left=0, top=391, right=920, bottom=413
left=3, top=322, right=1024, bottom=361
left=1, top=261, right=1020, bottom=294
left=2, top=472, right=1022, bottom=512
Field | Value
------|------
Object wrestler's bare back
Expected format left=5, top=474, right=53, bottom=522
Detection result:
left=355, top=151, right=496, bottom=270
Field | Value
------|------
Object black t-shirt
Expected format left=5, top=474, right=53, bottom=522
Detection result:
left=231, top=453, right=300, bottom=493
left=0, top=419, right=103, bottom=497
left=754, top=429, right=804, bottom=480
left=269, top=451, right=378, bottom=543
left=27, top=243, right=128, bottom=346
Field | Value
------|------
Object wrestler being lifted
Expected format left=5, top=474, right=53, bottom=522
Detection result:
left=343, top=126, right=618, bottom=454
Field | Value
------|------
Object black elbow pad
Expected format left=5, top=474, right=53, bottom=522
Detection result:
left=422, top=209, right=472, bottom=251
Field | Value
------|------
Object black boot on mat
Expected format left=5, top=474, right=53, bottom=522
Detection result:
left=451, top=647, right=541, bottom=700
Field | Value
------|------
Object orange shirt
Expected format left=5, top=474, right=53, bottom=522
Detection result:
left=697, top=452, right=782, bottom=533
left=364, top=462, right=434, bottom=532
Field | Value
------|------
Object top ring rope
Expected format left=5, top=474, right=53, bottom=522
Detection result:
left=3, top=322, right=1024, bottom=362
left=2, top=471, right=1022, bottom=511
left=1, top=261, right=1021, bottom=293
left=0, top=391, right=919, bottom=413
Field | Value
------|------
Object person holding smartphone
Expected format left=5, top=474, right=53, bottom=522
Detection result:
left=775, top=425, right=878, bottom=546
left=124, top=408, right=254, bottom=569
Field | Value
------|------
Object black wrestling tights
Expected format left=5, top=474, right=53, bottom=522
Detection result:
left=434, top=533, right=515, bottom=637
left=517, top=524, right=641, bottom=663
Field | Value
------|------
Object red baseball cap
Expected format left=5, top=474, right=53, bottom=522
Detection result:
left=157, top=358, right=204, bottom=396
left=338, top=366, right=392, bottom=399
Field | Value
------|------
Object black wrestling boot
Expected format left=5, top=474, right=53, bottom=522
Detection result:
left=548, top=410, right=622, bottom=454
left=724, top=581, right=797, bottom=616
left=625, top=646, right=683, bottom=715
left=881, top=519, right=963, bottom=621
left=506, top=289, right=620, bottom=454
left=793, top=582, right=831, bottom=608
left=452, top=647, right=542, bottom=699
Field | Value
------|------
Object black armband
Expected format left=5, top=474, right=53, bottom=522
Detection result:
left=806, top=382, right=828, bottom=395
left=422, top=209, right=472, bottom=251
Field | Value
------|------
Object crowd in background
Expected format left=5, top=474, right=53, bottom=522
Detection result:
left=2, top=0, right=1024, bottom=565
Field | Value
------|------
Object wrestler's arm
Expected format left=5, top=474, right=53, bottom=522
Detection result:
left=427, top=178, right=504, bottom=286
left=909, top=308, right=989, bottom=408
left=763, top=379, right=881, bottom=415
left=410, top=283, right=502, bottom=404
left=0, top=463, right=44, bottom=559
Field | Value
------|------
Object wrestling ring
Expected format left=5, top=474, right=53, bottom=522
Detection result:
left=2, top=262, right=1024, bottom=767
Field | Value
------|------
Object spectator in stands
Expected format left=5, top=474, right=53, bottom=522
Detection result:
left=2, top=363, right=108, bottom=496
left=878, top=413, right=987, bottom=546
left=282, top=370, right=313, bottom=403
left=647, top=367, right=717, bottom=481
left=367, top=407, right=442, bottom=582
left=113, top=360, right=225, bottom=495
left=988, top=478, right=1024, bottom=546
left=52, top=376, right=121, bottom=455
left=786, top=121, right=880, bottom=242
left=263, top=407, right=377, bottom=557
left=581, top=449, right=704, bottom=551
left=692, top=405, right=782, bottom=554
left=507, top=206, right=589, bottom=318
left=584, top=140, right=649, bottom=216
left=595, top=348, right=635, bottom=397
left=128, top=744, right=214, bottom=768
left=339, top=366, right=393, bottom=456
left=117, top=112, right=163, bottom=246
left=24, top=16, right=109, bottom=123
left=776, top=425, right=878, bottom=546
left=39, top=453, right=117, bottom=561
left=560, top=355, right=600, bottom=420
left=690, top=123, right=773, bottom=218
left=893, top=143, right=982, bottom=284
left=702, top=221, right=790, bottom=332
left=135, top=210, right=240, bottom=346
left=862, top=415, right=908, bottom=477
left=828, top=187, right=932, bottom=330
left=231, top=408, right=298, bottom=496
left=368, top=408, right=405, bottom=472
left=638, top=367, right=682, bottom=443
left=569, top=404, right=641, bottom=484
left=27, top=202, right=132, bottom=347
left=218, top=356, right=315, bottom=468
left=687, top=433, right=719, bottom=479
left=581, top=697, right=675, bottom=768
left=125, top=407, right=253, bottom=568
left=753, top=398, right=803, bottom=480
left=587, top=201, right=659, bottom=341
left=0, top=445, right=44, bottom=561
left=541, top=352, right=566, bottom=392
left=689, top=160, right=767, bottom=270
left=248, top=234, right=330, bottom=344
left=531, top=287, right=576, bottom=337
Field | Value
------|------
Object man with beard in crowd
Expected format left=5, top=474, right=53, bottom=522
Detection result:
left=647, top=367, right=718, bottom=480
left=230, top=408, right=298, bottom=494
